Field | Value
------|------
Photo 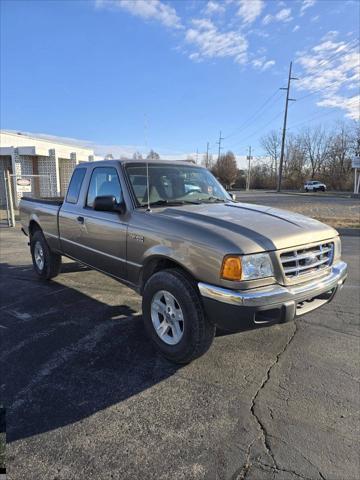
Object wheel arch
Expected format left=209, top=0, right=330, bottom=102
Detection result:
left=139, top=255, right=196, bottom=294
left=29, top=219, right=42, bottom=238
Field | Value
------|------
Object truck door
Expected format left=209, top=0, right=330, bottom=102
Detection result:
left=59, top=165, right=128, bottom=280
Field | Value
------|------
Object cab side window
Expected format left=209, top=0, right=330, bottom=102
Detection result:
left=87, top=167, right=123, bottom=208
left=66, top=168, right=86, bottom=204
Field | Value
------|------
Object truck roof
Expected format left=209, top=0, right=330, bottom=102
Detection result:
left=76, top=159, right=204, bottom=168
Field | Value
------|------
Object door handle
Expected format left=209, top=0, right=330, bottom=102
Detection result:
left=77, top=216, right=85, bottom=224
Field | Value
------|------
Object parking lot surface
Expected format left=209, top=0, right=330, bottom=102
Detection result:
left=1, top=226, right=359, bottom=480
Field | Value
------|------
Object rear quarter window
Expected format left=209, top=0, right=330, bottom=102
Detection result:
left=66, top=168, right=86, bottom=204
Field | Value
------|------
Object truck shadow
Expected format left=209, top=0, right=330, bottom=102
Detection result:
left=0, top=263, right=180, bottom=443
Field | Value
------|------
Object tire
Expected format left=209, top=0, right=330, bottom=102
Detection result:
left=321, top=187, right=325, bottom=192
left=30, top=230, right=62, bottom=280
left=142, top=269, right=215, bottom=364
left=305, top=188, right=308, bottom=192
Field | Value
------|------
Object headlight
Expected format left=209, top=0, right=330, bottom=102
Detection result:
left=242, top=253, right=274, bottom=280
left=221, top=253, right=274, bottom=281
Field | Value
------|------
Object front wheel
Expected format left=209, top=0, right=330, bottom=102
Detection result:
left=30, top=230, right=62, bottom=280
left=142, top=269, right=215, bottom=364
left=305, top=188, right=309, bottom=192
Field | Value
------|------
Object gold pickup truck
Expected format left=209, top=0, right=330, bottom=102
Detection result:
left=20, top=160, right=347, bottom=363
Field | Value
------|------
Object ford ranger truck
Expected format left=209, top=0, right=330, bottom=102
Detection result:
left=20, top=160, right=347, bottom=364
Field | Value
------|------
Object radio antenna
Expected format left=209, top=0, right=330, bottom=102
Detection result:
left=146, top=161, right=151, bottom=212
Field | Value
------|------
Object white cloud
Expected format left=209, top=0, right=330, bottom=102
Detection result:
left=252, top=57, right=275, bottom=71
left=296, top=36, right=360, bottom=119
left=262, top=8, right=292, bottom=25
left=95, top=0, right=182, bottom=29
left=292, top=25, right=300, bottom=32
left=263, top=60, right=275, bottom=70
left=95, top=0, right=280, bottom=72
left=204, top=1, right=225, bottom=15
left=186, top=18, right=248, bottom=64
left=317, top=95, right=359, bottom=120
left=237, top=0, right=264, bottom=24
left=300, top=0, right=316, bottom=16
left=322, top=30, right=338, bottom=40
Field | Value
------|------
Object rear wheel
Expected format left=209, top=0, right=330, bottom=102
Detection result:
left=142, top=269, right=215, bottom=364
left=305, top=188, right=309, bottom=192
left=30, top=230, right=62, bottom=280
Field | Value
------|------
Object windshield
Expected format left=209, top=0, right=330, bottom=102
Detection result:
left=125, top=163, right=232, bottom=207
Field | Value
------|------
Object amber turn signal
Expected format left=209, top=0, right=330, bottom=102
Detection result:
left=221, top=256, right=242, bottom=281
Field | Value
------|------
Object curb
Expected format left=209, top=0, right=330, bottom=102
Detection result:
left=337, top=228, right=360, bottom=237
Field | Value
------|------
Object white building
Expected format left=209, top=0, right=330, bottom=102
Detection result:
left=0, top=130, right=100, bottom=206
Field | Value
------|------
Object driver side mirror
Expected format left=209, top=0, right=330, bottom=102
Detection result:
left=93, top=195, right=126, bottom=214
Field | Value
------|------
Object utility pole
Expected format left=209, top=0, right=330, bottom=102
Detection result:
left=246, top=146, right=252, bottom=191
left=206, top=142, right=210, bottom=168
left=217, top=130, right=224, bottom=161
left=277, top=61, right=297, bottom=192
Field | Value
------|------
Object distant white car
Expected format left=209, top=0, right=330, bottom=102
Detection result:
left=304, top=180, right=327, bottom=192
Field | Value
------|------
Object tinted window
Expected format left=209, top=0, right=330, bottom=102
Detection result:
left=87, top=167, right=123, bottom=208
left=66, top=168, right=86, bottom=204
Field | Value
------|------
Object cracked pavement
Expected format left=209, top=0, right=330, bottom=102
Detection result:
left=0, top=227, right=359, bottom=480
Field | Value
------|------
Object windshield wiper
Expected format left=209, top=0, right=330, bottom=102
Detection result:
left=139, top=199, right=201, bottom=208
left=199, top=197, right=226, bottom=203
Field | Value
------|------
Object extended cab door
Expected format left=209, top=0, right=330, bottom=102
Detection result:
left=59, top=164, right=128, bottom=280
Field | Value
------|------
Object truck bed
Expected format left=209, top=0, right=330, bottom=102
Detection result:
left=20, top=196, right=63, bottom=251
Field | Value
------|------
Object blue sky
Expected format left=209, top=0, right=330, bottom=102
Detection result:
left=1, top=0, right=359, bottom=162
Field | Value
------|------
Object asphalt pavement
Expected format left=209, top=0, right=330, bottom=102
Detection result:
left=232, top=190, right=359, bottom=208
left=1, top=227, right=359, bottom=480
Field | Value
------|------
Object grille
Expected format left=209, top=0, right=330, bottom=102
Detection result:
left=280, top=242, right=334, bottom=279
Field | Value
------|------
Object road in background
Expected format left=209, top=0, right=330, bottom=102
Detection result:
left=1, top=228, right=359, bottom=480
left=232, top=191, right=360, bottom=229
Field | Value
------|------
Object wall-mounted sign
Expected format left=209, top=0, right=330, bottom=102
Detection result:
left=16, top=177, right=32, bottom=192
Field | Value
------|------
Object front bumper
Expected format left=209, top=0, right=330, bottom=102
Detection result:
left=198, top=261, right=347, bottom=331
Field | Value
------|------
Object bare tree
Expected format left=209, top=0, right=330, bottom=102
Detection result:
left=301, top=126, right=330, bottom=178
left=260, top=130, right=281, bottom=179
left=132, top=151, right=143, bottom=160
left=322, top=122, right=355, bottom=190
left=146, top=150, right=160, bottom=160
left=241, top=121, right=359, bottom=191
left=212, top=151, right=237, bottom=189
left=283, top=134, right=307, bottom=188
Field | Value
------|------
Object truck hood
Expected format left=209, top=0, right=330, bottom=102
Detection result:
left=159, top=202, right=338, bottom=253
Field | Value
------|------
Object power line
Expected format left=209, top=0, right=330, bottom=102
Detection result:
left=287, top=99, right=358, bottom=130
left=224, top=89, right=281, bottom=140
left=227, top=109, right=284, bottom=150
left=294, top=40, right=359, bottom=102
left=314, top=38, right=359, bottom=69
left=296, top=79, right=349, bottom=102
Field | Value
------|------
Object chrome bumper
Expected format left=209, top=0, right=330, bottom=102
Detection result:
left=198, top=261, right=347, bottom=308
